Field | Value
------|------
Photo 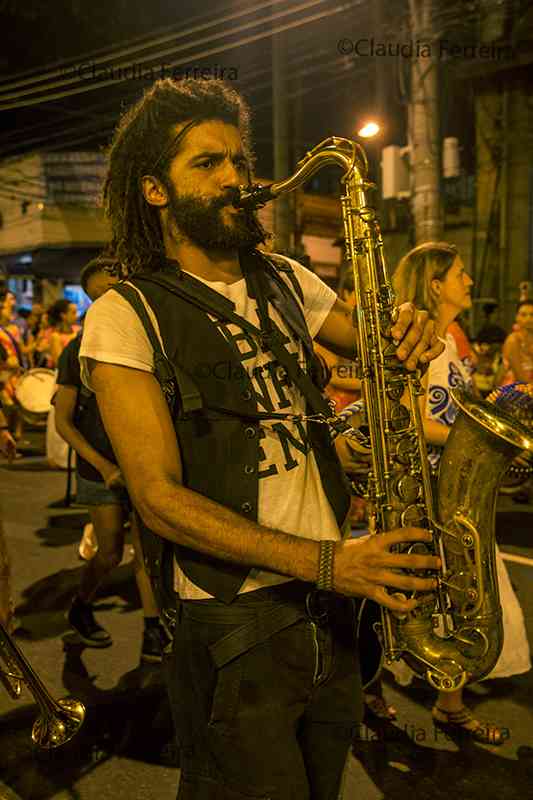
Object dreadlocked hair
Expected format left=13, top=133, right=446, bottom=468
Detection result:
left=103, top=78, right=255, bottom=276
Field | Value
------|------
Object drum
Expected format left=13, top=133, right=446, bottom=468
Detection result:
left=487, top=382, right=533, bottom=495
left=14, top=369, right=56, bottom=426
left=46, top=405, right=70, bottom=468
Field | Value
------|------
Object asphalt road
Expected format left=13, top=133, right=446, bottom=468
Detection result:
left=0, top=433, right=532, bottom=800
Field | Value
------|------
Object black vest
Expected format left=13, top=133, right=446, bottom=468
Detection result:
left=115, top=252, right=351, bottom=605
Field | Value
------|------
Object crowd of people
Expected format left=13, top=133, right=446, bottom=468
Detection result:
left=0, top=77, right=532, bottom=799
left=0, top=288, right=81, bottom=443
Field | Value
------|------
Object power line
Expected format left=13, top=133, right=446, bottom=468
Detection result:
left=0, top=0, right=371, bottom=156
left=0, top=47, right=361, bottom=158
left=8, top=57, right=366, bottom=158
left=0, top=97, right=124, bottom=144
left=0, top=46, right=349, bottom=156
left=0, top=112, right=119, bottom=158
left=0, top=0, right=285, bottom=93
left=0, top=0, right=334, bottom=108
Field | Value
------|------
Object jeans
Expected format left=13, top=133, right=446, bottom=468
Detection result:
left=165, top=581, right=362, bottom=800
left=75, top=472, right=131, bottom=509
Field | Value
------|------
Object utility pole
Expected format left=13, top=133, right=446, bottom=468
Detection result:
left=408, top=0, right=443, bottom=243
left=272, top=27, right=292, bottom=253
left=370, top=0, right=387, bottom=212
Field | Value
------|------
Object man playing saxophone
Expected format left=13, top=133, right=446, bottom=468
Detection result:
left=79, top=78, right=444, bottom=800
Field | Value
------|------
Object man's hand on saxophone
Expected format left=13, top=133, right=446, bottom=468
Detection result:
left=390, top=303, right=444, bottom=371
left=316, top=297, right=445, bottom=369
left=332, top=529, right=441, bottom=613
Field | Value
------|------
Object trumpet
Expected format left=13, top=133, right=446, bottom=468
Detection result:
left=0, top=621, right=85, bottom=748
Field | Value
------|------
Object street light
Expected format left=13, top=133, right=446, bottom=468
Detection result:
left=357, top=121, right=380, bottom=139
left=356, top=121, right=383, bottom=195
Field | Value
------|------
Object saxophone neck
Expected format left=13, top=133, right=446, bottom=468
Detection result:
left=235, top=136, right=370, bottom=211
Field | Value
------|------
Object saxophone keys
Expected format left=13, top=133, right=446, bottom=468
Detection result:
left=390, top=404, right=411, bottom=432
left=395, top=437, right=416, bottom=465
left=386, top=381, right=404, bottom=401
left=400, top=504, right=427, bottom=527
left=394, top=474, right=421, bottom=503
left=426, top=668, right=467, bottom=693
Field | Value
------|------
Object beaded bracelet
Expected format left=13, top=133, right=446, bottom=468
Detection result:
left=316, top=540, right=336, bottom=592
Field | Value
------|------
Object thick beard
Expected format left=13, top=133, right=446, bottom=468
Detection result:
left=166, top=185, right=268, bottom=251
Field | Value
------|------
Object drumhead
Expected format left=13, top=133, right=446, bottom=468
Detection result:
left=15, top=369, right=56, bottom=414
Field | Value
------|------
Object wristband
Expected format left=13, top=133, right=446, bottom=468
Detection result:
left=316, top=540, right=335, bottom=592
left=0, top=426, right=9, bottom=432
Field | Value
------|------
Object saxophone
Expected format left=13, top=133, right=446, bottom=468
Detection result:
left=237, top=137, right=533, bottom=691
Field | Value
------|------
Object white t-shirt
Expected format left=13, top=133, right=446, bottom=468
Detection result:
left=79, top=256, right=341, bottom=600
left=426, top=332, right=475, bottom=469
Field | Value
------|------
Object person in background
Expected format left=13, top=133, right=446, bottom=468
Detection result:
left=11, top=307, right=33, bottom=369
left=0, top=289, right=24, bottom=439
left=55, top=257, right=169, bottom=662
left=447, top=318, right=478, bottom=374
left=475, top=302, right=507, bottom=347
left=0, top=399, right=17, bottom=632
left=36, top=299, right=79, bottom=369
left=499, top=300, right=533, bottom=385
left=27, top=302, right=45, bottom=338
left=472, top=327, right=506, bottom=398
left=32, top=308, right=50, bottom=367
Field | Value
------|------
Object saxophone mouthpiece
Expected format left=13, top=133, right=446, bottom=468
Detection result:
left=234, top=183, right=275, bottom=210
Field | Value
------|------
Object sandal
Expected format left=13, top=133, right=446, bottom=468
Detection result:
left=364, top=692, right=397, bottom=721
left=432, top=705, right=506, bottom=745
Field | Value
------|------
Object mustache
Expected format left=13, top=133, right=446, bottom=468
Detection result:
left=211, top=188, right=241, bottom=210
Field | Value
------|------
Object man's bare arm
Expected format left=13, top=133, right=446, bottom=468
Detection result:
left=315, top=298, right=356, bottom=359
left=89, top=361, right=440, bottom=611
left=89, top=362, right=320, bottom=576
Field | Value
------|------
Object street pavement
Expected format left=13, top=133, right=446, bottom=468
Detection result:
left=0, top=431, right=532, bottom=800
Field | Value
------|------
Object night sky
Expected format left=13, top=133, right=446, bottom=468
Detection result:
left=0, top=0, right=508, bottom=188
